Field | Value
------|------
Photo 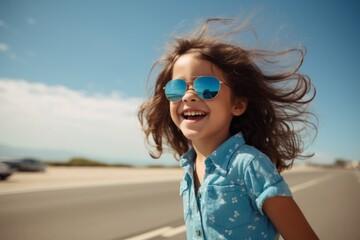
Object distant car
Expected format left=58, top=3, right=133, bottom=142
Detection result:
left=3, top=158, right=47, bottom=172
left=0, top=162, right=13, bottom=180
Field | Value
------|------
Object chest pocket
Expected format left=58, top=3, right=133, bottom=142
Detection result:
left=180, top=179, right=190, bottom=220
left=205, top=185, right=252, bottom=229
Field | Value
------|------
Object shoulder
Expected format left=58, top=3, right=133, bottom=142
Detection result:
left=229, top=143, right=271, bottom=174
left=212, top=132, right=274, bottom=176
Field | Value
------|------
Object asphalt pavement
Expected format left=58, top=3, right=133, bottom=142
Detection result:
left=0, top=168, right=359, bottom=240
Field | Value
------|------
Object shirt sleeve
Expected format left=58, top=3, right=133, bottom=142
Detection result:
left=243, top=153, right=292, bottom=215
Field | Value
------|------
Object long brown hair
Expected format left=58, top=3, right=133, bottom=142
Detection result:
left=138, top=18, right=317, bottom=172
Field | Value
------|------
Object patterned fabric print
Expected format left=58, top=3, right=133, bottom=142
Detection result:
left=179, top=132, right=292, bottom=240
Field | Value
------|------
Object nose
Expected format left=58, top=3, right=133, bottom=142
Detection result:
left=182, top=85, right=199, bottom=102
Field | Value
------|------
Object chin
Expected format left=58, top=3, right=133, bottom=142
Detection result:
left=181, top=130, right=203, bottom=141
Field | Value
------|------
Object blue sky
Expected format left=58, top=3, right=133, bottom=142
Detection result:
left=0, top=0, right=359, bottom=165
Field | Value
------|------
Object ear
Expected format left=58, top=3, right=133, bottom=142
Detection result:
left=232, top=98, right=247, bottom=116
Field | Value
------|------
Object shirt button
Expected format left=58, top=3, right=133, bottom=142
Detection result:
left=195, top=229, right=201, bottom=236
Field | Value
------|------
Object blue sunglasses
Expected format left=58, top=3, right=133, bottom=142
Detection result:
left=164, top=76, right=227, bottom=102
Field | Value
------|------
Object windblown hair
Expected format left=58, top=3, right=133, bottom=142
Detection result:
left=138, top=18, right=317, bottom=172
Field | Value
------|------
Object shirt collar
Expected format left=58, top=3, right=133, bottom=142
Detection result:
left=179, top=147, right=196, bottom=174
left=179, top=132, right=246, bottom=176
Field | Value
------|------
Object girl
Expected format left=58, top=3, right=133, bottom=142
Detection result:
left=138, top=18, right=319, bottom=240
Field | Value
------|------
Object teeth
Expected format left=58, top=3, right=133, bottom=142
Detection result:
left=183, top=111, right=206, bottom=117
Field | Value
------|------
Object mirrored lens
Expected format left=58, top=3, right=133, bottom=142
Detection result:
left=164, top=79, right=186, bottom=102
left=194, top=76, right=220, bottom=100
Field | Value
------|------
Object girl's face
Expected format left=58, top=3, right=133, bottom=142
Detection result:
left=169, top=53, right=246, bottom=147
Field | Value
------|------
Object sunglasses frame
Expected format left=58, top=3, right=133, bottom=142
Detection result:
left=163, top=76, right=228, bottom=102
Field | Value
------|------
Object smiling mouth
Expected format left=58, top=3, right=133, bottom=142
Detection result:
left=182, top=111, right=207, bottom=120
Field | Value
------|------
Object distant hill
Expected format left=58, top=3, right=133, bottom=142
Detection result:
left=0, top=143, right=131, bottom=165
left=0, top=143, right=177, bottom=167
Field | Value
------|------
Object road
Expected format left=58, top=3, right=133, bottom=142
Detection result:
left=0, top=169, right=359, bottom=240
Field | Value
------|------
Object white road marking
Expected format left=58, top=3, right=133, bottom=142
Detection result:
left=161, top=225, right=187, bottom=237
left=123, top=227, right=172, bottom=240
left=290, top=173, right=336, bottom=193
left=122, top=225, right=188, bottom=240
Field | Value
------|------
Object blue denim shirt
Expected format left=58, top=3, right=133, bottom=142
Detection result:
left=179, top=132, right=292, bottom=240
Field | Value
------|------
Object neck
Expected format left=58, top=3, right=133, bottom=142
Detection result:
left=192, top=131, right=230, bottom=163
